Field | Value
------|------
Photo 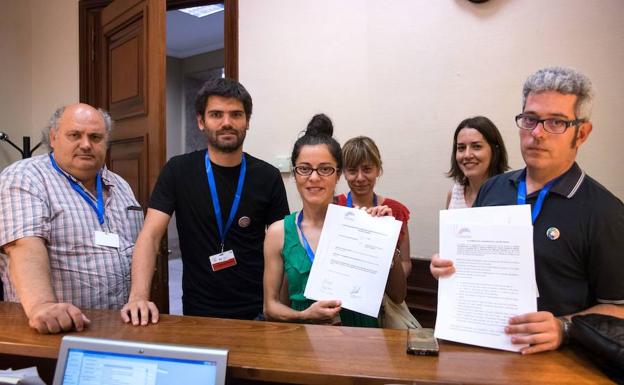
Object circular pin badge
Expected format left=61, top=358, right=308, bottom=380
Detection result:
left=546, top=227, right=560, bottom=241
left=238, top=216, right=251, bottom=228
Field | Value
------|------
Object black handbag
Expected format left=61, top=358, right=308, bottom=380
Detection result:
left=571, top=313, right=624, bottom=384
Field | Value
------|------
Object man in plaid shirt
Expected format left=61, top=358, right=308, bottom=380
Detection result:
left=0, top=103, right=143, bottom=334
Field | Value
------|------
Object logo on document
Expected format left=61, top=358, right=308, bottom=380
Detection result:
left=344, top=211, right=356, bottom=221
left=455, top=227, right=471, bottom=238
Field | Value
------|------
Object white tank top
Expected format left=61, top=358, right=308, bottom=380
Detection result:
left=448, top=182, right=469, bottom=209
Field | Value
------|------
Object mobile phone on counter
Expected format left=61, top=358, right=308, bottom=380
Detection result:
left=406, top=328, right=439, bottom=356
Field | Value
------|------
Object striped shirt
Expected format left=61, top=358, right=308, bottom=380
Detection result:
left=0, top=154, right=143, bottom=309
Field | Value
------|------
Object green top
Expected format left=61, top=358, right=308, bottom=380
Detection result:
left=281, top=212, right=379, bottom=328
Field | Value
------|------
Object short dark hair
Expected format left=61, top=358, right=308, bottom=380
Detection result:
left=447, top=116, right=509, bottom=185
left=194, top=77, right=253, bottom=119
left=291, top=114, right=342, bottom=170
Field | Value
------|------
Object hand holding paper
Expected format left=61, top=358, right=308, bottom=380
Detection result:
left=434, top=205, right=537, bottom=352
left=304, top=204, right=402, bottom=317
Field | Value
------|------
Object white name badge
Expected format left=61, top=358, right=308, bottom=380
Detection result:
left=94, top=231, right=120, bottom=248
left=209, top=250, right=237, bottom=272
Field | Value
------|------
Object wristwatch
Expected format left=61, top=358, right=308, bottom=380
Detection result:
left=557, top=316, right=572, bottom=346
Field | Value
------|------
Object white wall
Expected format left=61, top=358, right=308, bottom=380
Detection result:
left=0, top=1, right=32, bottom=168
left=0, top=0, right=79, bottom=170
left=30, top=0, right=79, bottom=140
left=239, top=0, right=624, bottom=257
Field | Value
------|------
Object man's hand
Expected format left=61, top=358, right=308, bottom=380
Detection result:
left=506, top=311, right=564, bottom=354
left=120, top=299, right=159, bottom=326
left=430, top=253, right=455, bottom=278
left=122, top=209, right=170, bottom=326
left=28, top=302, right=90, bottom=334
left=302, top=300, right=342, bottom=323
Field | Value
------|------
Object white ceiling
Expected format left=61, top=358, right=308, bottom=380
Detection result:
left=166, top=9, right=224, bottom=59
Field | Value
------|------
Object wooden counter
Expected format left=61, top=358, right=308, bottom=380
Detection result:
left=0, top=302, right=610, bottom=385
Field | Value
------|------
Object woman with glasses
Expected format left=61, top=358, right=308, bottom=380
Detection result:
left=263, top=114, right=400, bottom=327
left=446, top=116, right=509, bottom=209
left=335, top=136, right=413, bottom=279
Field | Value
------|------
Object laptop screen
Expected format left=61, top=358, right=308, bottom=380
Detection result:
left=53, top=336, right=228, bottom=385
left=60, top=349, right=219, bottom=385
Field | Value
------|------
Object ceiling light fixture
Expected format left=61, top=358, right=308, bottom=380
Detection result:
left=179, top=5, right=224, bottom=18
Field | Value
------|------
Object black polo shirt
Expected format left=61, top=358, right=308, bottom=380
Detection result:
left=475, top=162, right=624, bottom=316
left=150, top=150, right=289, bottom=319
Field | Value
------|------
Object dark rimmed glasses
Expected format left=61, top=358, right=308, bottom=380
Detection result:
left=515, top=114, right=585, bottom=134
left=293, top=165, right=338, bottom=177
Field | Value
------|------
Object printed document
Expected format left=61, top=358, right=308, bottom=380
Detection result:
left=304, top=204, right=402, bottom=317
left=435, top=205, right=537, bottom=352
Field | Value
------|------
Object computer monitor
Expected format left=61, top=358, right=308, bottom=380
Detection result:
left=52, top=336, right=228, bottom=385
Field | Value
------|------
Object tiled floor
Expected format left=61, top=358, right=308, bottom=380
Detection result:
left=168, top=257, right=183, bottom=315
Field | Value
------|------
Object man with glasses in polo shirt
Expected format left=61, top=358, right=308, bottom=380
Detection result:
left=431, top=66, right=624, bottom=354
left=0, top=103, right=143, bottom=334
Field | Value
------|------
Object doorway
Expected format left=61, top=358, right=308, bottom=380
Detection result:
left=165, top=3, right=225, bottom=315
left=78, top=0, right=237, bottom=313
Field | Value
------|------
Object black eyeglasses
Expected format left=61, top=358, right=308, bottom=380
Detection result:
left=293, top=165, right=338, bottom=177
left=515, top=114, right=585, bottom=134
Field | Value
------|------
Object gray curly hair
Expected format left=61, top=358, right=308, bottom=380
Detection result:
left=42, top=105, right=113, bottom=149
left=522, top=66, right=594, bottom=120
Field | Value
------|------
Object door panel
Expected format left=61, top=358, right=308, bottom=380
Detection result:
left=100, top=0, right=169, bottom=312
left=104, top=5, right=147, bottom=119
left=108, top=135, right=148, bottom=204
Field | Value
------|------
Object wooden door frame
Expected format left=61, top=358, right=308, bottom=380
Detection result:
left=79, top=0, right=238, bottom=104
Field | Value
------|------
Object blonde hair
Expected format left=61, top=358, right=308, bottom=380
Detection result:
left=341, top=136, right=383, bottom=172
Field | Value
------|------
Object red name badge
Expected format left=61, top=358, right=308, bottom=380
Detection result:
left=209, top=250, right=237, bottom=272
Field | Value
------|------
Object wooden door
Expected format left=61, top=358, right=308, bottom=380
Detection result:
left=99, top=0, right=169, bottom=312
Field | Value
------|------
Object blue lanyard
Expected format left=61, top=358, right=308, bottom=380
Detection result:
left=49, top=152, right=105, bottom=225
left=296, top=211, right=316, bottom=263
left=205, top=150, right=246, bottom=251
left=517, top=173, right=558, bottom=224
left=346, top=192, right=377, bottom=208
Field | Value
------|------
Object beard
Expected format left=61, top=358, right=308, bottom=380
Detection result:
left=205, top=126, right=246, bottom=153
